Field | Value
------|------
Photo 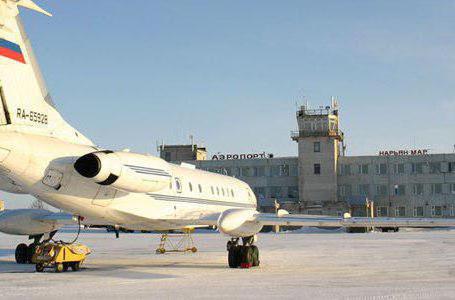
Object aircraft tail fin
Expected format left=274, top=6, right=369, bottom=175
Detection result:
left=0, top=1, right=93, bottom=145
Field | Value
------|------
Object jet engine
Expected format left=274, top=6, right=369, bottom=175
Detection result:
left=0, top=209, right=65, bottom=235
left=74, top=151, right=171, bottom=193
left=217, top=209, right=263, bottom=237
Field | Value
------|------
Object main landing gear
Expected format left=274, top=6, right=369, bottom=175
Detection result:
left=227, top=236, right=259, bottom=269
left=15, top=231, right=57, bottom=264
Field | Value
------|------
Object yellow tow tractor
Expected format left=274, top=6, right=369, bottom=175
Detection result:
left=32, top=242, right=91, bottom=273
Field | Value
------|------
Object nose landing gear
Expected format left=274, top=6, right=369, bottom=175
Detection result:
left=227, top=236, right=260, bottom=269
left=15, top=231, right=57, bottom=264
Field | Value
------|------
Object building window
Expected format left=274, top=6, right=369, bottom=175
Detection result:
left=449, top=162, right=455, bottom=173
left=288, top=186, right=299, bottom=199
left=270, top=187, right=282, bottom=199
left=253, top=166, right=266, bottom=177
left=377, top=206, right=388, bottom=217
left=412, top=183, right=424, bottom=196
left=188, top=182, right=193, bottom=192
left=339, top=185, right=352, bottom=197
left=414, top=206, right=424, bottom=217
left=451, top=205, right=455, bottom=217
left=281, top=165, right=290, bottom=176
left=411, top=162, right=424, bottom=174
left=198, top=184, right=202, bottom=193
left=164, top=152, right=171, bottom=162
left=358, top=164, right=369, bottom=175
left=253, top=187, right=266, bottom=199
left=210, top=186, right=214, bottom=195
left=451, top=183, right=455, bottom=195
left=231, top=189, right=235, bottom=197
left=429, top=162, right=441, bottom=174
left=314, top=164, right=321, bottom=175
left=290, top=165, right=298, bottom=177
left=375, top=163, right=387, bottom=175
left=394, top=184, right=406, bottom=196
left=224, top=168, right=232, bottom=176
left=216, top=187, right=220, bottom=195
left=432, top=206, right=443, bottom=217
left=395, top=207, right=406, bottom=217
left=376, top=185, right=388, bottom=197
left=358, top=184, right=370, bottom=197
left=241, top=167, right=251, bottom=177
left=394, top=163, right=405, bottom=174
left=270, top=165, right=280, bottom=177
left=340, top=164, right=351, bottom=176
left=431, top=183, right=442, bottom=195
left=270, top=165, right=291, bottom=177
left=314, top=142, right=321, bottom=153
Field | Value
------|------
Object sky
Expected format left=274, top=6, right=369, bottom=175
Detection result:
left=4, top=0, right=455, bottom=208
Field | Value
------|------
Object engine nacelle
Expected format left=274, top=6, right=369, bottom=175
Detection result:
left=217, top=209, right=263, bottom=238
left=74, top=151, right=171, bottom=193
left=0, top=209, right=62, bottom=235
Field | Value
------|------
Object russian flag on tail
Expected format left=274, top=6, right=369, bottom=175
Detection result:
left=0, top=38, right=25, bottom=64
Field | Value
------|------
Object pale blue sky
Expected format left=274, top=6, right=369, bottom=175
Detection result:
left=5, top=0, right=455, bottom=208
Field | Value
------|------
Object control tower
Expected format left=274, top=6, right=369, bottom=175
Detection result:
left=291, top=99, right=344, bottom=214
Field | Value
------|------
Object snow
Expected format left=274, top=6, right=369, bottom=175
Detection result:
left=1, top=229, right=455, bottom=299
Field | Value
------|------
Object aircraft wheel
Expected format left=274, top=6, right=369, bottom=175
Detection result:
left=26, top=244, right=37, bottom=264
left=239, top=246, right=253, bottom=266
left=251, top=245, right=260, bottom=267
left=63, top=263, right=69, bottom=272
left=228, top=246, right=240, bottom=268
left=191, top=247, right=198, bottom=253
left=15, top=244, right=28, bottom=264
left=242, top=246, right=254, bottom=265
left=35, top=263, right=45, bottom=273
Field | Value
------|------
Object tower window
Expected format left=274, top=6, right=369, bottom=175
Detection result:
left=314, top=142, right=321, bottom=153
left=314, top=164, right=321, bottom=175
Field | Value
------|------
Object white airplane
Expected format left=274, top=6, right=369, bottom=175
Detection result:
left=1, top=0, right=455, bottom=268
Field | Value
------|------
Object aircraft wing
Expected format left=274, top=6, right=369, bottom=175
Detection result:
left=0, top=209, right=77, bottom=236
left=256, top=213, right=455, bottom=228
left=34, top=212, right=77, bottom=225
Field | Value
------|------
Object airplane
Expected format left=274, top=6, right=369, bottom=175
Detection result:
left=1, top=0, right=455, bottom=269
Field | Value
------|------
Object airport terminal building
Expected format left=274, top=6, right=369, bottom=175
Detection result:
left=160, top=103, right=455, bottom=218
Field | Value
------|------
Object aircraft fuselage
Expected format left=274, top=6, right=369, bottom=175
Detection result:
left=0, top=131, right=257, bottom=231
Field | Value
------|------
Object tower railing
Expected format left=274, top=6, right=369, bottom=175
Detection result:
left=291, top=130, right=344, bottom=141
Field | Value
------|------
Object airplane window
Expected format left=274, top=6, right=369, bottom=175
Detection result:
left=198, top=184, right=202, bottom=193
left=175, top=178, right=182, bottom=193
left=189, top=182, right=193, bottom=192
left=211, top=186, right=214, bottom=195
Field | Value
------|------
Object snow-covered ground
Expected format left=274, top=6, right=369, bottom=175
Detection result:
left=1, top=229, right=455, bottom=299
